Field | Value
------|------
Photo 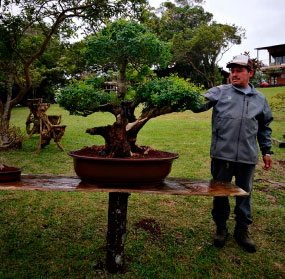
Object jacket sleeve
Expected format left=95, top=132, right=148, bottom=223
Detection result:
left=257, top=98, right=273, bottom=155
left=192, top=87, right=220, bottom=113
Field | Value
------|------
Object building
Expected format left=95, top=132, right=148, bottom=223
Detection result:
left=255, top=44, right=285, bottom=86
left=219, top=68, right=230, bottom=84
left=103, top=81, right=118, bottom=93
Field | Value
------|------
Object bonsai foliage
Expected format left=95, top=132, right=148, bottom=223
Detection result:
left=58, top=21, right=204, bottom=158
left=84, top=20, right=172, bottom=97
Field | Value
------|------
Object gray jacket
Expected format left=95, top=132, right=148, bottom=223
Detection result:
left=196, top=84, right=273, bottom=164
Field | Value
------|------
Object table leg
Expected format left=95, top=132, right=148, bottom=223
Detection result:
left=106, top=192, right=130, bottom=273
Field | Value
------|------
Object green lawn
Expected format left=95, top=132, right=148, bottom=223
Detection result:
left=0, top=87, right=284, bottom=278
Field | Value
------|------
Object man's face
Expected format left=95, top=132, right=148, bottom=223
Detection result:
left=230, top=66, right=254, bottom=88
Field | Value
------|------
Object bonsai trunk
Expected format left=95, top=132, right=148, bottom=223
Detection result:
left=86, top=106, right=133, bottom=157
left=86, top=98, right=151, bottom=157
left=85, top=97, right=180, bottom=158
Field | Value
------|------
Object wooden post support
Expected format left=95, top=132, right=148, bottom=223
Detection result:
left=106, top=192, right=130, bottom=273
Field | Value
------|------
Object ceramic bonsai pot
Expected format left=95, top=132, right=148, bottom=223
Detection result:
left=69, top=149, right=178, bottom=186
left=0, top=165, right=22, bottom=182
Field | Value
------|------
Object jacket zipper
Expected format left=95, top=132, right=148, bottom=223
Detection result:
left=236, top=94, right=246, bottom=161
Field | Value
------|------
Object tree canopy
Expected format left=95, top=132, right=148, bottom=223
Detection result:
left=144, top=0, right=244, bottom=87
left=172, top=22, right=243, bottom=87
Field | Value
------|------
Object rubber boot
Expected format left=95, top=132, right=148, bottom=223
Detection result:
left=234, top=228, right=256, bottom=253
left=213, top=226, right=229, bottom=248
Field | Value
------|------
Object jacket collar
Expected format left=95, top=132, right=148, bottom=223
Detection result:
left=232, top=83, right=258, bottom=95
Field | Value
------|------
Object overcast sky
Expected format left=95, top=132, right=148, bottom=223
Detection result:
left=149, top=0, right=285, bottom=69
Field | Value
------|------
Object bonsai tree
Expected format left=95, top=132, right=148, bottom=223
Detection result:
left=57, top=20, right=204, bottom=158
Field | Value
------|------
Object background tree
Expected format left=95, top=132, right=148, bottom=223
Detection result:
left=0, top=0, right=148, bottom=148
left=144, top=0, right=244, bottom=88
left=17, top=39, right=91, bottom=104
left=153, top=1, right=212, bottom=41
left=17, top=34, right=70, bottom=104
left=250, top=68, right=268, bottom=87
left=57, top=40, right=89, bottom=80
left=57, top=20, right=204, bottom=158
left=172, top=22, right=243, bottom=87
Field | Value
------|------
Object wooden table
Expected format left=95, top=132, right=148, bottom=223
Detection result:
left=0, top=175, right=248, bottom=273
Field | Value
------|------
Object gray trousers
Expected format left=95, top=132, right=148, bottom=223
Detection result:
left=211, top=158, right=256, bottom=230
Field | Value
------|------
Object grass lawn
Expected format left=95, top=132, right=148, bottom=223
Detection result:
left=0, top=87, right=284, bottom=278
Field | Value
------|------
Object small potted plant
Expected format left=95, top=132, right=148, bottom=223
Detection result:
left=0, top=126, right=23, bottom=182
left=0, top=160, right=21, bottom=182
left=57, top=20, right=204, bottom=186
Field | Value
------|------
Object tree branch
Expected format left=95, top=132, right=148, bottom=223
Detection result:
left=126, top=106, right=177, bottom=135
left=186, top=56, right=213, bottom=86
left=93, top=103, right=117, bottom=114
left=10, top=64, right=31, bottom=107
left=86, top=125, right=111, bottom=138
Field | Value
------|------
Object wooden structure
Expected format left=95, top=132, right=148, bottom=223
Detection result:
left=26, top=98, right=66, bottom=152
left=0, top=174, right=248, bottom=274
left=256, top=44, right=285, bottom=86
left=103, top=81, right=118, bottom=93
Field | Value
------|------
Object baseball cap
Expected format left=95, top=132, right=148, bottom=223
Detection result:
left=226, top=55, right=253, bottom=70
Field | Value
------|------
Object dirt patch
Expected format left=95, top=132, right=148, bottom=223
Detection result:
left=230, top=255, right=241, bottom=265
left=134, top=218, right=161, bottom=236
left=73, top=145, right=177, bottom=159
left=254, top=178, right=285, bottom=190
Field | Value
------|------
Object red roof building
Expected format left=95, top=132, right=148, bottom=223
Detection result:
left=255, top=44, right=285, bottom=86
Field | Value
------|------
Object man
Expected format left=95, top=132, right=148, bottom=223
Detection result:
left=195, top=55, right=273, bottom=253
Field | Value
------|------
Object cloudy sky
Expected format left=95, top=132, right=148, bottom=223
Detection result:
left=149, top=0, right=285, bottom=69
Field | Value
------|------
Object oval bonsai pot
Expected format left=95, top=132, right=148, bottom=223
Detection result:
left=0, top=165, right=22, bottom=182
left=69, top=149, right=179, bottom=186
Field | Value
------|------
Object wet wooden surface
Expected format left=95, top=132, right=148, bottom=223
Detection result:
left=0, top=174, right=248, bottom=196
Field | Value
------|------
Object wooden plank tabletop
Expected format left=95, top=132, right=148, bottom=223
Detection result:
left=0, top=174, right=248, bottom=197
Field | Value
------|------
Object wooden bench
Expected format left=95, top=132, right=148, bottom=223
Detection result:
left=0, top=175, right=248, bottom=273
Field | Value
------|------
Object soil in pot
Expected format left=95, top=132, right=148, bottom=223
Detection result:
left=0, top=164, right=22, bottom=182
left=69, top=146, right=179, bottom=187
left=75, top=145, right=175, bottom=159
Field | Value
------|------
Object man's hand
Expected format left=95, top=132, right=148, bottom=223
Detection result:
left=263, top=155, right=272, bottom=170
